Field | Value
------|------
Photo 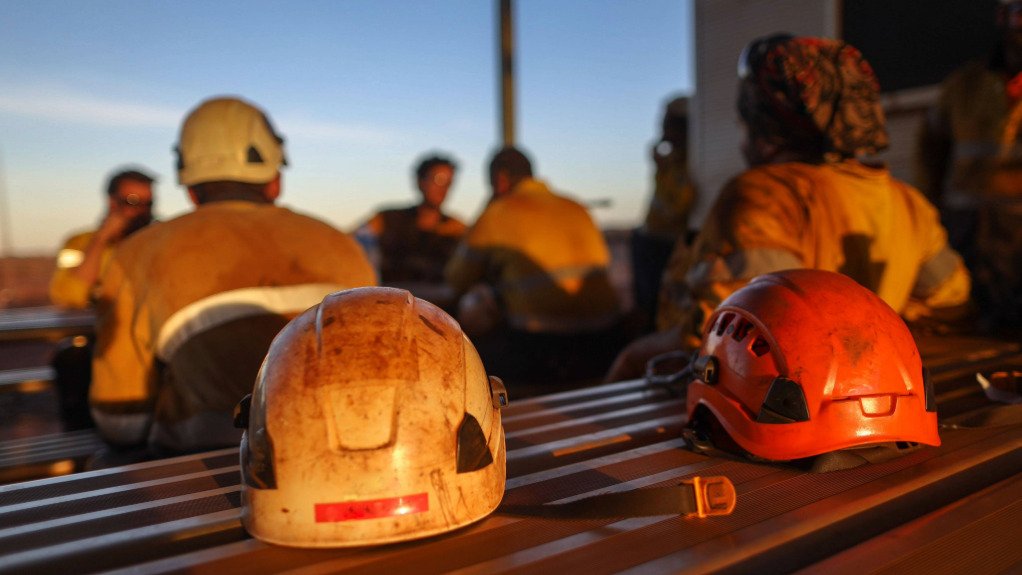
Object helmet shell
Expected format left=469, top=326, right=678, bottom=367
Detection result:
left=241, top=287, right=506, bottom=547
left=686, top=269, right=939, bottom=461
left=177, top=97, right=286, bottom=186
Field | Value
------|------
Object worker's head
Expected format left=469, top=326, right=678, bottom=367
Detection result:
left=736, top=35, right=888, bottom=167
left=661, top=96, right=689, bottom=147
left=414, top=154, right=457, bottom=210
left=175, top=96, right=287, bottom=205
left=487, top=146, right=533, bottom=199
left=105, top=168, right=156, bottom=234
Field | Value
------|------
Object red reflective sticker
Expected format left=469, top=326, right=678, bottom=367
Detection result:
left=315, top=492, right=429, bottom=522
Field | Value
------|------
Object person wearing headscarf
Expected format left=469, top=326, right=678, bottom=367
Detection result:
left=606, top=35, right=971, bottom=382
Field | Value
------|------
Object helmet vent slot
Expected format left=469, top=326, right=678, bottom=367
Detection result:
left=716, top=313, right=735, bottom=337
left=757, top=377, right=810, bottom=423
left=751, top=336, right=770, bottom=357
left=732, top=319, right=753, bottom=341
left=456, top=413, right=494, bottom=473
left=247, top=146, right=265, bottom=164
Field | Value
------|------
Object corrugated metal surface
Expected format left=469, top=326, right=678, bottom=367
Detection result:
left=0, top=338, right=1020, bottom=574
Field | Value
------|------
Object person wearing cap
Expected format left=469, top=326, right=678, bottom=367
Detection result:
left=445, top=146, right=623, bottom=388
left=606, top=35, right=971, bottom=382
left=48, top=168, right=157, bottom=431
left=915, top=0, right=1022, bottom=331
left=354, top=153, right=467, bottom=285
left=89, top=96, right=375, bottom=458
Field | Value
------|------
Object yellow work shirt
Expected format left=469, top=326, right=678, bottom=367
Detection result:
left=91, top=201, right=376, bottom=450
left=445, top=178, right=620, bottom=333
left=658, top=160, right=971, bottom=336
left=49, top=230, right=109, bottom=308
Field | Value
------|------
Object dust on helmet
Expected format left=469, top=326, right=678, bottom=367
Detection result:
left=236, top=287, right=508, bottom=547
left=686, top=269, right=939, bottom=462
left=176, top=96, right=286, bottom=186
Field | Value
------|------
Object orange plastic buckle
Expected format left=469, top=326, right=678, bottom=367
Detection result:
left=683, top=475, right=737, bottom=518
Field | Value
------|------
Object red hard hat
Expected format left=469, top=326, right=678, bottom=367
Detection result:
left=685, top=269, right=939, bottom=461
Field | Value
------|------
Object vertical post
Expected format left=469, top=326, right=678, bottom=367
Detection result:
left=0, top=150, right=10, bottom=258
left=499, top=0, right=516, bottom=146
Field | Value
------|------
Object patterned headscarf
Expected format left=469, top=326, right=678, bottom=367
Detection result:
left=737, top=35, right=889, bottom=160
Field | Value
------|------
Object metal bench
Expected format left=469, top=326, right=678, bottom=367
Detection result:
left=0, top=366, right=54, bottom=394
left=0, top=429, right=103, bottom=485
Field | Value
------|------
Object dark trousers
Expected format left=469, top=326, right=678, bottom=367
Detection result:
left=52, top=336, right=96, bottom=431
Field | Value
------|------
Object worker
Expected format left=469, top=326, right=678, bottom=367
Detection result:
left=607, top=35, right=971, bottom=382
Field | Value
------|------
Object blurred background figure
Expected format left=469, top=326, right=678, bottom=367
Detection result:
left=355, top=153, right=467, bottom=286
left=50, top=168, right=157, bottom=309
left=89, top=96, right=375, bottom=463
left=608, top=34, right=971, bottom=382
left=916, top=0, right=1022, bottom=332
left=47, top=167, right=157, bottom=431
left=446, top=146, right=623, bottom=392
left=630, top=95, right=697, bottom=334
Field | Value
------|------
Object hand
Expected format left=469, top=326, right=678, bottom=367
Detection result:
left=95, top=210, right=134, bottom=243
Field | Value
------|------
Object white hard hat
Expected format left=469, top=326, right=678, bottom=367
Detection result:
left=237, top=287, right=509, bottom=548
left=176, top=96, right=286, bottom=186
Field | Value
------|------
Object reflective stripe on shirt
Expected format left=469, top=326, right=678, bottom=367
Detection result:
left=156, top=283, right=349, bottom=361
left=912, top=246, right=962, bottom=299
left=56, top=248, right=85, bottom=269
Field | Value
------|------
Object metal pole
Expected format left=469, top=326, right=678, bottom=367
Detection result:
left=499, top=0, right=516, bottom=146
left=0, top=150, right=11, bottom=257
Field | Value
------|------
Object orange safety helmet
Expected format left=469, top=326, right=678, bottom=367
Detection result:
left=685, top=269, right=939, bottom=462
left=236, top=287, right=509, bottom=547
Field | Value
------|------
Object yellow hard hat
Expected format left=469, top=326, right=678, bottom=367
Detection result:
left=237, top=287, right=509, bottom=548
left=176, top=96, right=286, bottom=186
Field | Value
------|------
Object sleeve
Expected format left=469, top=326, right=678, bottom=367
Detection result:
left=48, top=235, right=93, bottom=309
left=444, top=208, right=497, bottom=295
left=906, top=187, right=971, bottom=313
left=89, top=256, right=157, bottom=447
left=656, top=175, right=806, bottom=339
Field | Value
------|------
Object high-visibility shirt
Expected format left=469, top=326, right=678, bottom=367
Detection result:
left=657, top=160, right=971, bottom=337
left=49, top=230, right=106, bottom=309
left=91, top=200, right=376, bottom=451
left=445, top=178, right=621, bottom=333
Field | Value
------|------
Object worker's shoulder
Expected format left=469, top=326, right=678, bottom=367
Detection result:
left=57, top=229, right=96, bottom=250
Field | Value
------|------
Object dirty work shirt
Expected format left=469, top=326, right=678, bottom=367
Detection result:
left=445, top=178, right=620, bottom=333
left=91, top=200, right=376, bottom=452
left=658, top=160, right=971, bottom=338
left=360, top=205, right=466, bottom=283
left=49, top=230, right=110, bottom=308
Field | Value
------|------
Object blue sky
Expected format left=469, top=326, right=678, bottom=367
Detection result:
left=0, top=0, right=693, bottom=254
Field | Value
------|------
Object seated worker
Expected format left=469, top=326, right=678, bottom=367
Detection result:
left=606, top=35, right=971, bottom=382
left=445, top=146, right=623, bottom=389
left=90, top=96, right=375, bottom=459
left=48, top=167, right=157, bottom=430
left=631, top=95, right=697, bottom=334
left=355, top=153, right=467, bottom=285
left=50, top=168, right=157, bottom=309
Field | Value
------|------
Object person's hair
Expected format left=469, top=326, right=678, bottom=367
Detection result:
left=189, top=181, right=270, bottom=204
left=106, top=169, right=156, bottom=197
left=488, top=146, right=533, bottom=183
left=415, top=154, right=457, bottom=181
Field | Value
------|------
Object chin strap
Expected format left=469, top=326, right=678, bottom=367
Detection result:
left=499, top=476, right=736, bottom=519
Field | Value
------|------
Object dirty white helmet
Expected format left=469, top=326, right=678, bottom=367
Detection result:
left=176, top=96, right=286, bottom=186
left=237, top=287, right=509, bottom=548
